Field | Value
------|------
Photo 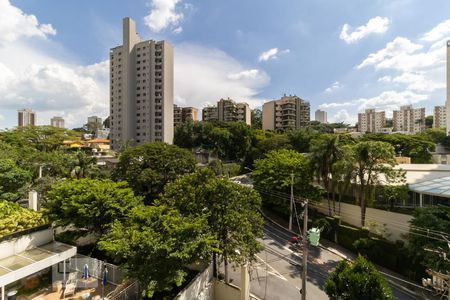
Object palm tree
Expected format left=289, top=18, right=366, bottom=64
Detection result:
left=70, top=151, right=98, bottom=179
left=310, top=134, right=343, bottom=215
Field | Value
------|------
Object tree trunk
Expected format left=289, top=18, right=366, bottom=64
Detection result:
left=224, top=256, right=229, bottom=283
left=331, top=181, right=336, bottom=215
left=360, top=185, right=366, bottom=227
left=213, top=252, right=218, bottom=278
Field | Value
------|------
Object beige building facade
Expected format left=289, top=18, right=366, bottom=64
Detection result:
left=18, top=109, right=36, bottom=127
left=202, top=98, right=251, bottom=125
left=357, top=109, right=385, bottom=133
left=174, top=105, right=198, bottom=127
left=315, top=109, right=327, bottom=123
left=109, top=17, right=173, bottom=150
left=434, top=106, right=446, bottom=129
left=262, top=95, right=310, bottom=131
left=393, top=105, right=425, bottom=134
left=50, top=116, right=65, bottom=128
left=446, top=40, right=450, bottom=135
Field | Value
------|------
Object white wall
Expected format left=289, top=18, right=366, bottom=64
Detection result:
left=315, top=200, right=413, bottom=242
left=0, top=228, right=53, bottom=260
left=174, top=264, right=213, bottom=300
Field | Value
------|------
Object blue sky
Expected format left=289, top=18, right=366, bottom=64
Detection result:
left=1, top=0, right=450, bottom=128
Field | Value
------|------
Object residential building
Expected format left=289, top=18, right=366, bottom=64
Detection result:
left=447, top=40, right=450, bottom=135
left=357, top=109, right=385, bottom=133
left=202, top=106, right=218, bottom=122
left=434, top=106, right=447, bottom=129
left=173, top=105, right=198, bottom=127
left=18, top=109, right=36, bottom=127
left=262, top=94, right=310, bottom=131
left=109, top=17, right=173, bottom=150
left=393, top=105, right=425, bottom=134
left=87, top=116, right=102, bottom=126
left=50, top=116, right=65, bottom=128
left=315, top=109, right=327, bottom=123
left=202, top=98, right=251, bottom=125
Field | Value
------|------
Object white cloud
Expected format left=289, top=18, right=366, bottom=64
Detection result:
left=258, top=48, right=289, bottom=62
left=378, top=75, right=392, bottom=83
left=357, top=37, right=423, bottom=69
left=325, top=81, right=342, bottom=93
left=173, top=26, right=183, bottom=34
left=175, top=43, right=270, bottom=109
left=391, top=72, right=445, bottom=92
left=421, top=19, right=450, bottom=42
left=0, top=0, right=56, bottom=44
left=340, top=16, right=389, bottom=44
left=144, top=0, right=184, bottom=32
left=318, top=101, right=353, bottom=109
left=330, top=109, right=357, bottom=124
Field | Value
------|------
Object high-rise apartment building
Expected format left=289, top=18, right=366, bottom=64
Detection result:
left=393, top=105, right=425, bottom=134
left=434, top=106, right=447, bottom=129
left=50, top=116, right=65, bottom=128
left=173, top=105, right=198, bottom=127
left=18, top=109, right=36, bottom=127
left=315, top=109, right=327, bottom=123
left=446, top=40, right=450, bottom=135
left=202, top=106, right=218, bottom=122
left=262, top=95, right=310, bottom=131
left=357, top=109, right=385, bottom=133
left=202, top=98, right=251, bottom=125
left=109, top=17, right=173, bottom=149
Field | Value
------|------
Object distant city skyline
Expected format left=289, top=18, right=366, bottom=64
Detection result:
left=0, top=1, right=450, bottom=128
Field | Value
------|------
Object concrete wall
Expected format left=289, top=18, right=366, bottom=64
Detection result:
left=174, top=264, right=213, bottom=300
left=214, top=281, right=240, bottom=300
left=315, top=200, right=413, bottom=242
left=0, top=228, right=53, bottom=260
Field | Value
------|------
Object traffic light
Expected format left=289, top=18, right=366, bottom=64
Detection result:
left=308, top=227, right=320, bottom=246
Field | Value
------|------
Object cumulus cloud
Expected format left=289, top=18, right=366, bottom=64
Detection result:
left=421, top=19, right=450, bottom=42
left=144, top=0, right=184, bottom=32
left=175, top=43, right=270, bottom=109
left=318, top=101, right=353, bottom=109
left=258, top=48, right=290, bottom=62
left=330, top=109, right=357, bottom=124
left=325, top=81, right=342, bottom=93
left=378, top=75, right=392, bottom=83
left=0, top=0, right=56, bottom=44
left=340, top=16, right=389, bottom=44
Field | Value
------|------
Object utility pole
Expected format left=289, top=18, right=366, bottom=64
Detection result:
left=289, top=173, right=294, bottom=231
left=301, top=200, right=308, bottom=300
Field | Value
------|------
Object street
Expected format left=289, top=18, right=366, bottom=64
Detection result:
left=226, top=220, right=423, bottom=300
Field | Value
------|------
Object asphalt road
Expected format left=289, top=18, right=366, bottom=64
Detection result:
left=251, top=220, right=422, bottom=300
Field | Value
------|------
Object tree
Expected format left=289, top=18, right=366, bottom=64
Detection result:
left=251, top=108, right=262, bottom=129
left=112, top=142, right=196, bottom=202
left=252, top=149, right=318, bottom=213
left=425, top=115, right=433, bottom=128
left=347, top=141, right=404, bottom=226
left=325, top=255, right=394, bottom=300
left=408, top=207, right=450, bottom=273
left=287, top=128, right=319, bottom=153
left=45, top=178, right=143, bottom=237
left=98, top=205, right=214, bottom=297
left=0, top=200, right=47, bottom=237
left=157, top=169, right=263, bottom=281
left=310, top=134, right=343, bottom=215
left=70, top=151, right=100, bottom=179
left=174, top=120, right=197, bottom=149
left=0, top=159, right=32, bottom=201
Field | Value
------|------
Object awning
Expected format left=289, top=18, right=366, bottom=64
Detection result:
left=409, top=176, right=450, bottom=198
left=0, top=242, right=76, bottom=287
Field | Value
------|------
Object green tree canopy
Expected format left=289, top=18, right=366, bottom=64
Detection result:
left=112, top=142, right=196, bottom=202
left=98, top=205, right=214, bottom=298
left=408, top=207, right=450, bottom=273
left=325, top=255, right=394, bottom=300
left=252, top=149, right=319, bottom=213
left=46, top=178, right=143, bottom=236
left=0, top=200, right=47, bottom=237
left=0, top=159, right=32, bottom=201
left=157, top=168, right=263, bottom=266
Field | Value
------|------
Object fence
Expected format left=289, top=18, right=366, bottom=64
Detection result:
left=107, top=280, right=140, bottom=300
left=69, top=254, right=124, bottom=285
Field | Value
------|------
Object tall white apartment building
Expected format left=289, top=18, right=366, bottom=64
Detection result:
left=262, top=95, right=310, bottom=131
left=109, top=17, right=173, bottom=149
left=357, top=109, right=385, bottom=133
left=18, top=109, right=36, bottom=127
left=50, top=116, right=65, bottom=128
left=446, top=40, right=450, bottom=135
left=393, top=105, right=425, bottom=134
left=434, top=106, right=447, bottom=129
left=315, top=109, right=327, bottom=123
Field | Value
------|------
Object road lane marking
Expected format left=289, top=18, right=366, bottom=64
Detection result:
left=255, top=254, right=287, bottom=281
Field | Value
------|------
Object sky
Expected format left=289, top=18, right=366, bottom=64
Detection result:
left=1, top=0, right=450, bottom=128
